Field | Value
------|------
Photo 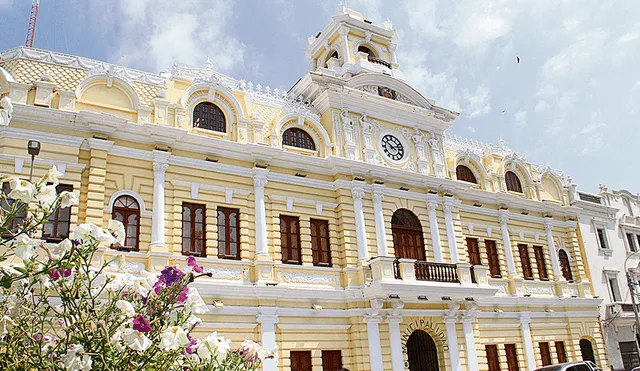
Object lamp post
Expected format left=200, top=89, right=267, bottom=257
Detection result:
left=27, top=140, right=40, bottom=182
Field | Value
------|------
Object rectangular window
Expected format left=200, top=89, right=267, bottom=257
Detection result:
left=290, top=350, right=312, bottom=371
left=311, top=219, right=331, bottom=266
left=182, top=203, right=206, bottom=257
left=539, top=342, right=552, bottom=366
left=609, top=277, right=622, bottom=302
left=466, top=237, right=482, bottom=265
left=597, top=227, right=609, bottom=249
left=518, top=244, right=533, bottom=280
left=505, top=344, right=520, bottom=371
left=43, top=184, right=73, bottom=242
left=555, top=341, right=567, bottom=363
left=619, top=341, right=640, bottom=371
left=1, top=182, right=27, bottom=235
left=217, top=207, right=240, bottom=259
left=280, top=215, right=302, bottom=264
left=629, top=233, right=639, bottom=252
left=533, top=246, right=549, bottom=281
left=321, top=350, right=342, bottom=371
left=485, top=240, right=502, bottom=278
left=486, top=344, right=501, bottom=371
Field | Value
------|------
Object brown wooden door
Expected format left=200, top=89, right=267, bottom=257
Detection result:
left=533, top=246, right=548, bottom=280
left=467, top=237, right=482, bottom=265
left=539, top=342, right=552, bottom=366
left=558, top=250, right=574, bottom=282
left=518, top=244, right=533, bottom=280
left=485, top=240, right=502, bottom=278
left=505, top=344, right=519, bottom=371
left=280, top=215, right=302, bottom=264
left=322, top=350, right=342, bottom=371
left=392, top=209, right=426, bottom=260
left=555, top=341, right=567, bottom=363
left=486, top=344, right=501, bottom=371
left=291, top=351, right=312, bottom=371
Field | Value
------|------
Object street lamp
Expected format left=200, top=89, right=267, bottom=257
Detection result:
left=27, top=140, right=40, bottom=182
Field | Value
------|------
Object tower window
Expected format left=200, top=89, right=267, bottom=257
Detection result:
left=505, top=171, right=523, bottom=193
left=357, top=45, right=376, bottom=58
left=282, top=128, right=316, bottom=151
left=193, top=102, right=226, bottom=133
left=456, top=165, right=478, bottom=184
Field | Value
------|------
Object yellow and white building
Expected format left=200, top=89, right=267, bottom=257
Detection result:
left=0, top=8, right=607, bottom=371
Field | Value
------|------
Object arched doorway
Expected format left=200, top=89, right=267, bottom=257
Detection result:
left=407, top=330, right=439, bottom=371
left=580, top=339, right=596, bottom=363
left=392, top=209, right=425, bottom=260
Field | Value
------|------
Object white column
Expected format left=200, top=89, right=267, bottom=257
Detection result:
left=364, top=315, right=384, bottom=371
left=151, top=156, right=169, bottom=247
left=443, top=198, right=460, bottom=263
left=372, top=186, right=388, bottom=257
left=544, top=221, right=562, bottom=279
left=352, top=186, right=369, bottom=261
left=443, top=316, right=461, bottom=371
left=257, top=312, right=279, bottom=371
left=520, top=315, right=536, bottom=371
left=387, top=316, right=404, bottom=371
left=427, top=197, right=444, bottom=262
left=462, top=315, right=479, bottom=371
left=254, top=169, right=269, bottom=257
left=338, top=26, right=351, bottom=65
left=499, top=212, right=517, bottom=276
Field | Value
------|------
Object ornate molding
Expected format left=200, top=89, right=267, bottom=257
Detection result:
left=209, top=267, right=246, bottom=280
left=153, top=162, right=169, bottom=173
left=276, top=271, right=335, bottom=285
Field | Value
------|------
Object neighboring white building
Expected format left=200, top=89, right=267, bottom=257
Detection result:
left=575, top=187, right=640, bottom=370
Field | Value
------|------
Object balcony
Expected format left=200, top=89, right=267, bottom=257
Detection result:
left=367, top=56, right=391, bottom=69
left=607, top=302, right=640, bottom=322
left=414, top=261, right=459, bottom=283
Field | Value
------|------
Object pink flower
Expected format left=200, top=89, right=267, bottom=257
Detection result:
left=176, top=288, right=189, bottom=303
left=132, top=315, right=152, bottom=333
left=185, top=337, right=198, bottom=355
left=49, top=269, right=61, bottom=281
left=186, top=256, right=204, bottom=273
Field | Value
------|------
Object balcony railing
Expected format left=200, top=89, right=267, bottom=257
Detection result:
left=367, top=56, right=391, bottom=69
left=415, top=261, right=459, bottom=283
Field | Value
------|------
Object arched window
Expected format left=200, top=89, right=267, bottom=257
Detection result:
left=111, top=195, right=140, bottom=251
left=579, top=339, right=596, bottom=363
left=282, top=128, right=316, bottom=151
left=391, top=209, right=425, bottom=260
left=193, top=102, right=226, bottom=132
left=558, top=249, right=573, bottom=282
left=456, top=165, right=478, bottom=184
left=357, top=45, right=376, bottom=58
left=505, top=171, right=523, bottom=193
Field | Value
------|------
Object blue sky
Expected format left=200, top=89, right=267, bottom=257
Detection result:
left=1, top=0, right=639, bottom=193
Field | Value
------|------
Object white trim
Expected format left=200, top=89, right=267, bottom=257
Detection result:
left=268, top=194, right=337, bottom=214
left=198, top=322, right=258, bottom=330
left=0, top=154, right=85, bottom=173
left=0, top=126, right=86, bottom=148
left=76, top=74, right=142, bottom=111
left=276, top=324, right=351, bottom=331
left=171, top=179, right=252, bottom=200
left=105, top=189, right=152, bottom=216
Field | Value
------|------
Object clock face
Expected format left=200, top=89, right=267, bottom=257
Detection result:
left=381, top=134, right=405, bottom=161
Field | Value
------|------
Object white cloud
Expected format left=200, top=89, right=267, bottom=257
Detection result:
left=580, top=122, right=606, bottom=135
left=542, top=29, right=608, bottom=77
left=463, top=84, right=491, bottom=119
left=514, top=110, right=527, bottom=128
left=467, top=126, right=476, bottom=133
left=535, top=100, right=551, bottom=112
left=98, top=0, right=246, bottom=74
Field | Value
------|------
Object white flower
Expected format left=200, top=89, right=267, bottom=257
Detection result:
left=63, top=344, right=92, bottom=371
left=115, top=300, right=136, bottom=318
left=124, top=328, right=152, bottom=352
left=241, top=340, right=274, bottom=362
left=159, top=326, right=189, bottom=351
left=7, top=177, right=35, bottom=203
left=108, top=219, right=126, bottom=245
left=71, top=224, right=116, bottom=245
left=60, top=191, right=79, bottom=208
left=13, top=234, right=37, bottom=261
left=111, top=329, right=126, bottom=353
left=130, top=277, right=152, bottom=297
left=197, top=332, right=231, bottom=360
left=185, top=288, right=209, bottom=315
left=51, top=239, right=72, bottom=259
left=36, top=184, right=57, bottom=210
left=0, top=315, right=16, bottom=335
left=45, top=166, right=63, bottom=185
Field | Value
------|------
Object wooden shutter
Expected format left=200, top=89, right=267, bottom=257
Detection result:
left=217, top=207, right=240, bottom=259
left=533, top=246, right=548, bottom=280
left=505, top=344, right=519, bottom=371
left=311, top=219, right=331, bottom=266
left=321, top=350, right=342, bottom=371
left=291, top=351, right=312, bottom=371
left=485, top=240, right=502, bottom=278
left=466, top=237, right=481, bottom=265
left=555, top=341, right=567, bottom=363
left=539, top=342, right=552, bottom=366
left=518, top=244, right=533, bottom=280
left=182, top=203, right=206, bottom=256
left=280, top=215, right=301, bottom=264
left=486, top=344, right=501, bottom=371
left=558, top=250, right=574, bottom=282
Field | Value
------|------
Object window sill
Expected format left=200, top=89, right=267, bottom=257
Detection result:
left=282, top=145, right=318, bottom=156
left=193, top=128, right=228, bottom=138
left=598, top=248, right=613, bottom=257
left=507, top=191, right=526, bottom=197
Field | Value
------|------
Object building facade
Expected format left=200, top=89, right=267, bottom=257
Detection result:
left=574, top=187, right=640, bottom=370
left=0, top=8, right=607, bottom=371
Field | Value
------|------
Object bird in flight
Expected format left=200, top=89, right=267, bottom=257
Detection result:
left=516, top=56, right=520, bottom=63
left=502, top=109, right=506, bottom=113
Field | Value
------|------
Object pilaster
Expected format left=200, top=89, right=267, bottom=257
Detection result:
left=84, top=138, right=113, bottom=226
left=426, top=195, right=444, bottom=262
left=363, top=314, right=384, bottom=371
left=352, top=182, right=369, bottom=261
left=443, top=196, right=459, bottom=263
left=372, top=185, right=388, bottom=257
left=151, top=150, right=170, bottom=251
left=519, top=314, right=536, bottom=371
left=257, top=308, right=279, bottom=371
left=254, top=168, right=270, bottom=260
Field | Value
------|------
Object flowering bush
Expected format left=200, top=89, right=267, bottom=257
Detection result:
left=0, top=168, right=274, bottom=370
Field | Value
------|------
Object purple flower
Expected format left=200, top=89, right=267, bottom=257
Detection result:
left=132, top=315, right=152, bottom=333
left=185, top=337, right=198, bottom=355
left=63, top=268, right=72, bottom=278
left=160, top=266, right=183, bottom=287
left=49, top=269, right=61, bottom=281
left=176, top=288, right=189, bottom=303
left=186, top=256, right=204, bottom=273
